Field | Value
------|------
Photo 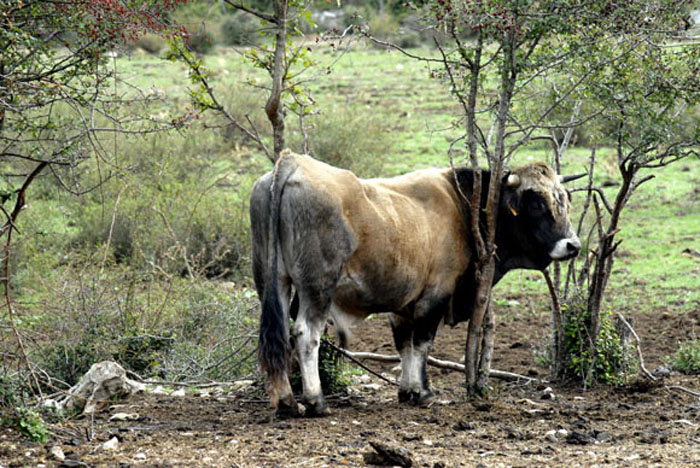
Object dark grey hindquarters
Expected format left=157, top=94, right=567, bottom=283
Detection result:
left=279, top=179, right=356, bottom=414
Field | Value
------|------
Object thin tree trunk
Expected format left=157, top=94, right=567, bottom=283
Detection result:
left=465, top=28, right=517, bottom=395
left=265, top=0, right=288, bottom=160
left=477, top=300, right=495, bottom=389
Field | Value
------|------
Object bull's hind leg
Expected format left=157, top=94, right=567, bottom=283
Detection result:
left=280, top=183, right=354, bottom=417
left=292, top=292, right=332, bottom=416
left=390, top=295, right=447, bottom=406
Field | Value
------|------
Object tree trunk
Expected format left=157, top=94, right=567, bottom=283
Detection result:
left=465, top=27, right=518, bottom=395
left=265, top=0, right=288, bottom=160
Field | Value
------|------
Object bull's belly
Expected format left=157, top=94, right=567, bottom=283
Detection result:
left=332, top=270, right=416, bottom=316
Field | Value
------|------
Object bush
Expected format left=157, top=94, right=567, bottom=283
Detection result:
left=6, top=407, right=49, bottom=442
left=290, top=335, right=353, bottom=395
left=133, top=33, right=167, bottom=54
left=671, top=340, right=700, bottom=375
left=64, top=125, right=259, bottom=280
left=561, top=297, right=635, bottom=385
left=27, top=269, right=260, bottom=386
left=289, top=105, right=394, bottom=177
left=187, top=28, right=216, bottom=54
left=221, top=13, right=262, bottom=46
left=368, top=12, right=400, bottom=46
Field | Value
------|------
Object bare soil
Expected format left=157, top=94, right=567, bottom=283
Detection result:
left=2, top=296, right=699, bottom=468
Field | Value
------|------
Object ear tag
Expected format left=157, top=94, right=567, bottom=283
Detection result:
left=508, top=203, right=518, bottom=216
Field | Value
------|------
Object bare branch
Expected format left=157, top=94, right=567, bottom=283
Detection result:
left=338, top=349, right=544, bottom=383
left=616, top=313, right=655, bottom=381
left=223, top=0, right=277, bottom=23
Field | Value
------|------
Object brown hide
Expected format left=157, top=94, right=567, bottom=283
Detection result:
left=278, top=151, right=469, bottom=319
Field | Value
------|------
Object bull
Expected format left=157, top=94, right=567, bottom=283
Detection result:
left=250, top=150, right=581, bottom=416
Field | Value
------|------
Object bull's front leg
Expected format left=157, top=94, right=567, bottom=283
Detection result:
left=390, top=302, right=444, bottom=406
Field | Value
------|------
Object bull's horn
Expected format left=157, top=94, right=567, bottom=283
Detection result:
left=558, top=173, right=586, bottom=184
left=506, top=174, right=520, bottom=187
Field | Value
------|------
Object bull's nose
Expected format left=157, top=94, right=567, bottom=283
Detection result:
left=566, top=238, right=581, bottom=255
left=550, top=236, right=581, bottom=260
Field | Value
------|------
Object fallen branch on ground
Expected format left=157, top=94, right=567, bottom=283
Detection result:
left=665, top=385, right=700, bottom=398
left=338, top=350, right=546, bottom=383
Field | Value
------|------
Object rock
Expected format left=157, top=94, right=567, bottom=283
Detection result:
left=58, top=361, right=144, bottom=415
left=361, top=383, right=382, bottom=391
left=503, top=426, right=525, bottom=440
left=545, top=429, right=558, bottom=443
left=48, top=446, right=65, bottom=461
left=595, top=431, right=613, bottom=443
left=637, top=428, right=670, bottom=444
left=134, top=452, right=147, bottom=461
left=681, top=247, right=700, bottom=259
left=566, top=430, right=595, bottom=445
left=230, top=380, right=255, bottom=392
left=109, top=412, right=139, bottom=422
left=652, top=366, right=672, bottom=378
left=541, top=387, right=555, bottom=400
left=171, top=388, right=186, bottom=397
left=149, top=385, right=167, bottom=395
left=453, top=421, right=475, bottom=431
left=364, top=440, right=414, bottom=467
left=99, top=437, right=119, bottom=451
left=42, top=398, right=62, bottom=410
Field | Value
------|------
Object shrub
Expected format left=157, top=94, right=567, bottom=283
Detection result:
left=671, top=340, right=700, bottom=375
left=221, top=13, right=262, bottom=46
left=27, top=270, right=260, bottom=386
left=6, top=407, right=49, bottom=443
left=290, top=334, right=353, bottom=395
left=561, top=297, right=635, bottom=385
left=65, top=124, right=259, bottom=280
left=187, top=28, right=216, bottom=54
left=133, top=33, right=167, bottom=54
left=289, top=105, right=394, bottom=177
left=368, top=12, right=400, bottom=47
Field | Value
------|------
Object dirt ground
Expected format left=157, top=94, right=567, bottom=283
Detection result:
left=2, top=297, right=699, bottom=468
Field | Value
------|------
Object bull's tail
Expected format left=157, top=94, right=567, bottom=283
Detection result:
left=258, top=150, right=294, bottom=407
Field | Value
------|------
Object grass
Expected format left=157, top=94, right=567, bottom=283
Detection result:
left=123, top=40, right=700, bottom=323
left=4, top=40, right=699, bottom=397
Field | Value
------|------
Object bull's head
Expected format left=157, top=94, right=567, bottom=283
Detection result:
left=501, top=163, right=582, bottom=269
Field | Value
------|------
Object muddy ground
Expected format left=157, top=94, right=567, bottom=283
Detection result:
left=2, top=297, right=699, bottom=468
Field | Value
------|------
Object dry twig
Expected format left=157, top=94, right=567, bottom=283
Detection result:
left=616, top=312, right=656, bottom=381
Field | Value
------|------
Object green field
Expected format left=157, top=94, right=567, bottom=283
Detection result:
left=9, top=41, right=700, bottom=387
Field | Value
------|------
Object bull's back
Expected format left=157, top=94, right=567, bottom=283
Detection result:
left=269, top=153, right=469, bottom=315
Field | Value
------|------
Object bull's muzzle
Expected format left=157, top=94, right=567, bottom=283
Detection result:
left=550, top=235, right=581, bottom=260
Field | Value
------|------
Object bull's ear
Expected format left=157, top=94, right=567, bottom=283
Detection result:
left=501, top=178, right=521, bottom=216
left=506, top=193, right=520, bottom=216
